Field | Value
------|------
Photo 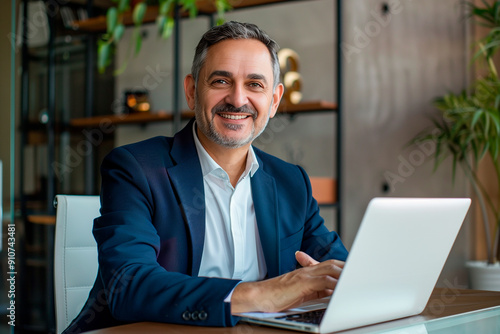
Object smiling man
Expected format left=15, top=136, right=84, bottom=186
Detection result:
left=184, top=37, right=282, bottom=187
left=63, top=21, right=348, bottom=333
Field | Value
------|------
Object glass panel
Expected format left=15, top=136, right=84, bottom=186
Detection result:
left=426, top=307, right=500, bottom=333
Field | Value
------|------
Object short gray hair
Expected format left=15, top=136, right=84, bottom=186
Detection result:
left=191, top=21, right=281, bottom=90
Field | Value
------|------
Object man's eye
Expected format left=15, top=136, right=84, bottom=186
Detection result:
left=249, top=82, right=263, bottom=88
left=212, top=79, right=228, bottom=85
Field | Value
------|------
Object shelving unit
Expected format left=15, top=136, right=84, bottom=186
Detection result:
left=20, top=4, right=343, bottom=211
left=17, top=1, right=112, bottom=332
left=69, top=101, right=337, bottom=128
left=68, top=0, right=343, bottom=216
left=73, top=0, right=289, bottom=32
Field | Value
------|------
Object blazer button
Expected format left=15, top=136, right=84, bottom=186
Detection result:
left=199, top=310, right=208, bottom=321
left=182, top=310, right=191, bottom=321
left=191, top=311, right=199, bottom=321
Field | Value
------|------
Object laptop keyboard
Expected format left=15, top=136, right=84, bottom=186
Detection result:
left=277, top=310, right=326, bottom=325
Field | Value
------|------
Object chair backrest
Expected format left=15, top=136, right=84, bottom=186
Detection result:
left=54, top=195, right=100, bottom=334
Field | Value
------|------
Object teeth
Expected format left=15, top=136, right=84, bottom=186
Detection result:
left=219, top=114, right=248, bottom=120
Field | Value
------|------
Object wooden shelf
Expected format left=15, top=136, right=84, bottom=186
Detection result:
left=73, top=0, right=289, bottom=32
left=279, top=100, right=337, bottom=114
left=70, top=100, right=336, bottom=128
left=70, top=110, right=194, bottom=128
left=310, top=177, right=337, bottom=205
left=27, top=214, right=56, bottom=226
left=74, top=5, right=160, bottom=32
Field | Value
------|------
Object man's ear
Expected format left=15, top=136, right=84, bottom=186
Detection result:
left=269, top=83, right=284, bottom=118
left=184, top=74, right=196, bottom=110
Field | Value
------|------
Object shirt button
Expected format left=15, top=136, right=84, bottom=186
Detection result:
left=182, top=310, right=191, bottom=321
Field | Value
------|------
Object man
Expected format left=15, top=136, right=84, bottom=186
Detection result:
left=63, top=21, right=347, bottom=333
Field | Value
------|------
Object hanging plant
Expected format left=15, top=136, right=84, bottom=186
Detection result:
left=97, top=0, right=231, bottom=75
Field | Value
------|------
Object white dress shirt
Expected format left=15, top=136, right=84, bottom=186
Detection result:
left=193, top=123, right=267, bottom=282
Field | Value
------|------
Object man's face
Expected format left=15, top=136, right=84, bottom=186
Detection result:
left=184, top=39, right=283, bottom=149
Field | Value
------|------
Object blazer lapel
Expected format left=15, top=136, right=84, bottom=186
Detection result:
left=167, top=119, right=206, bottom=276
left=166, top=122, right=281, bottom=278
left=251, top=159, right=280, bottom=278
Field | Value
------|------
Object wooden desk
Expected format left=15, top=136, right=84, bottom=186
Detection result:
left=87, top=288, right=500, bottom=334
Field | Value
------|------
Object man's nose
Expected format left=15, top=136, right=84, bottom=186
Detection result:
left=224, top=84, right=249, bottom=109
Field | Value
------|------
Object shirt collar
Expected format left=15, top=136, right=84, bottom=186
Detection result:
left=192, top=121, right=259, bottom=180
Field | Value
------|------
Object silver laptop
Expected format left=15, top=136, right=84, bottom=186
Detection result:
left=239, top=197, right=471, bottom=333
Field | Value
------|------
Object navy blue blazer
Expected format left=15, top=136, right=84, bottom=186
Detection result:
left=63, top=119, right=348, bottom=333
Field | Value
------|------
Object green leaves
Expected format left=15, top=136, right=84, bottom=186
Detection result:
left=133, top=2, right=147, bottom=26
left=113, top=24, right=125, bottom=42
left=468, top=0, right=500, bottom=27
left=131, top=2, right=147, bottom=56
left=97, top=40, right=112, bottom=74
left=469, top=1, right=500, bottom=62
left=159, top=0, right=174, bottom=16
left=107, top=7, right=118, bottom=34
left=156, top=0, right=175, bottom=39
left=181, top=0, right=198, bottom=19
left=117, top=0, right=129, bottom=12
left=98, top=0, right=232, bottom=74
left=98, top=0, right=131, bottom=73
left=216, top=0, right=232, bottom=25
left=157, top=15, right=174, bottom=39
left=411, top=71, right=500, bottom=204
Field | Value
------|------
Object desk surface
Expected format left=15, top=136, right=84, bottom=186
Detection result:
left=87, top=288, right=500, bottom=334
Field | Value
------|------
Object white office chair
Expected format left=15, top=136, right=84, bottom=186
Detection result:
left=54, top=195, right=100, bottom=334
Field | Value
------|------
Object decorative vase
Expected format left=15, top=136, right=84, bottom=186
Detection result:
left=466, top=261, right=500, bottom=291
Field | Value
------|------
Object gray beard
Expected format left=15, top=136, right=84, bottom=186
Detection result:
left=194, top=100, right=271, bottom=149
left=205, top=117, right=256, bottom=149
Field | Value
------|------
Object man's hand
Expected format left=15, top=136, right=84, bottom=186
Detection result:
left=295, top=250, right=320, bottom=266
left=231, top=251, right=345, bottom=314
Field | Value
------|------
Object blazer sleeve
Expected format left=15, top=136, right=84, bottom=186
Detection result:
left=297, top=165, right=349, bottom=262
left=93, top=146, right=241, bottom=327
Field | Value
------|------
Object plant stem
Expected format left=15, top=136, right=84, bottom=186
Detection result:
left=480, top=42, right=499, bottom=79
left=488, top=55, right=498, bottom=79
left=463, top=157, right=494, bottom=264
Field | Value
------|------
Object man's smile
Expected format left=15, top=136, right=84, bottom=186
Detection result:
left=218, top=113, right=251, bottom=120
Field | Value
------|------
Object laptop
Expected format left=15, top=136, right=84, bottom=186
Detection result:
left=239, top=197, right=471, bottom=333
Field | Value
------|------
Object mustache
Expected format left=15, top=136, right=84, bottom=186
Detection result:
left=212, top=103, right=256, bottom=118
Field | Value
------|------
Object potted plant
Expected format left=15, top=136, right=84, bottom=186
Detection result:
left=411, top=1, right=500, bottom=290
left=97, top=0, right=231, bottom=74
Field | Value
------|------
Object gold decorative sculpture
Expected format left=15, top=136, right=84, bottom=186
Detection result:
left=278, top=48, right=303, bottom=105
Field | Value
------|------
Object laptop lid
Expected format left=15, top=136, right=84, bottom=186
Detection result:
left=240, top=197, right=471, bottom=333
